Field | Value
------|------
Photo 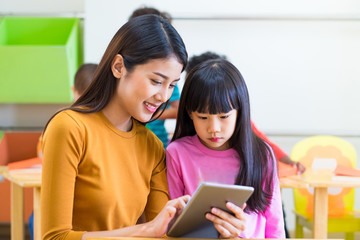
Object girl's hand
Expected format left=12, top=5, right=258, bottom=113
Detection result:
left=146, top=195, right=190, bottom=237
left=205, top=202, right=246, bottom=238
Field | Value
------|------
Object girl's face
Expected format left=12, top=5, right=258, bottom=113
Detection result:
left=113, top=55, right=183, bottom=124
left=189, top=109, right=238, bottom=151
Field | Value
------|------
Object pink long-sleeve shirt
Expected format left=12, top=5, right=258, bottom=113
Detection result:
left=166, top=135, right=285, bottom=239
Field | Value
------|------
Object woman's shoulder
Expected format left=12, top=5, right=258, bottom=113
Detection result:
left=48, top=109, right=103, bottom=132
left=49, top=109, right=79, bottom=127
left=51, top=109, right=87, bottom=124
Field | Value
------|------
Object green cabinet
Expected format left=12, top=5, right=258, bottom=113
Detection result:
left=0, top=17, right=83, bottom=103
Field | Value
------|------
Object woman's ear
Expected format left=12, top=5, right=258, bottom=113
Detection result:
left=111, top=54, right=125, bottom=79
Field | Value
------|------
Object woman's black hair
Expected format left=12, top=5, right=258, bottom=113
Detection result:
left=172, top=58, right=274, bottom=214
left=45, top=14, right=187, bottom=130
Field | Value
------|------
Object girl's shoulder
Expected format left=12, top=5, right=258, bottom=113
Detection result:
left=167, top=135, right=195, bottom=150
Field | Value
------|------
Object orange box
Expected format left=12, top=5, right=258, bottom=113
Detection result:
left=0, top=131, right=41, bottom=222
left=8, top=157, right=42, bottom=171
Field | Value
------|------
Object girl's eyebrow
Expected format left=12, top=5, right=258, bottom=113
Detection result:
left=153, top=72, right=180, bottom=81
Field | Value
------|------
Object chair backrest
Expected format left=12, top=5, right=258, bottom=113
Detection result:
left=0, top=131, right=42, bottom=165
left=290, top=135, right=357, bottom=217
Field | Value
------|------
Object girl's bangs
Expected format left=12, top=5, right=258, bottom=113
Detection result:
left=186, top=70, right=239, bottom=114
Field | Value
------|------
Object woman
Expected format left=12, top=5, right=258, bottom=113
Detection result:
left=41, top=15, right=188, bottom=240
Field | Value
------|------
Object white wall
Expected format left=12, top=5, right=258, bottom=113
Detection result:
left=85, top=0, right=360, bottom=136
left=0, top=0, right=84, bottom=15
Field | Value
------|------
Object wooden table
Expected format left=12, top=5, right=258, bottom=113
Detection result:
left=87, top=237, right=342, bottom=240
left=0, top=167, right=41, bottom=240
left=280, top=174, right=360, bottom=239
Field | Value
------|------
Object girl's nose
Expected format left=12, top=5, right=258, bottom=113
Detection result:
left=208, top=118, right=221, bottom=133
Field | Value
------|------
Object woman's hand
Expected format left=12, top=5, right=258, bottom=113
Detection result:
left=146, top=195, right=190, bottom=237
left=80, top=195, right=190, bottom=239
left=205, top=202, right=246, bottom=238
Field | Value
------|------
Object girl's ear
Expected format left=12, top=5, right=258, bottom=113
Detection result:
left=111, top=54, right=125, bottom=79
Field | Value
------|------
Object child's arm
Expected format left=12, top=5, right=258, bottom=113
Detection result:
left=156, top=100, right=179, bottom=120
left=153, top=85, right=180, bottom=120
left=251, top=121, right=306, bottom=173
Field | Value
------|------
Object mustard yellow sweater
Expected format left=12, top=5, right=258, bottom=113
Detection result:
left=41, top=110, right=169, bottom=240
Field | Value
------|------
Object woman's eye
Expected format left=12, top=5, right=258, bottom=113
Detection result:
left=220, top=115, right=229, bottom=119
left=169, top=84, right=176, bottom=88
left=151, top=79, right=162, bottom=85
left=198, top=116, right=207, bottom=120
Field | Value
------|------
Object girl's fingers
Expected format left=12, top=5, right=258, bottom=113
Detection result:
left=213, top=224, right=231, bottom=238
left=205, top=211, right=243, bottom=238
left=241, top=203, right=246, bottom=210
left=226, top=202, right=246, bottom=221
left=209, top=202, right=245, bottom=225
left=205, top=202, right=246, bottom=238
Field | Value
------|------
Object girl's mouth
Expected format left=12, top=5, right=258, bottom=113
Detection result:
left=209, top=137, right=221, bottom=142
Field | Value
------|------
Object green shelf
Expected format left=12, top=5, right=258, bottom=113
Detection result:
left=0, top=17, right=83, bottom=103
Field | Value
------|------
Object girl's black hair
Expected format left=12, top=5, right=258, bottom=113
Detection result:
left=44, top=14, right=187, bottom=130
left=172, top=59, right=275, bottom=214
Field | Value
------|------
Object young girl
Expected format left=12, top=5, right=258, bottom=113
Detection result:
left=166, top=58, right=285, bottom=239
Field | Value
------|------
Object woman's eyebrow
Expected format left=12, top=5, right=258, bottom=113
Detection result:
left=153, top=72, right=180, bottom=81
left=153, top=72, right=168, bottom=79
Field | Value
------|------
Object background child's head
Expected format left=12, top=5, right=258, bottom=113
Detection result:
left=173, top=58, right=252, bottom=149
left=129, top=6, right=172, bottom=23
left=73, top=63, right=98, bottom=101
left=186, top=51, right=227, bottom=77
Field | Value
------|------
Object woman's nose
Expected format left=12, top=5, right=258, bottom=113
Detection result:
left=155, top=87, right=170, bottom=103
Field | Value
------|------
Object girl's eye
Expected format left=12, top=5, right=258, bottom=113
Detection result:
left=220, top=115, right=229, bottom=119
left=198, top=116, right=207, bottom=120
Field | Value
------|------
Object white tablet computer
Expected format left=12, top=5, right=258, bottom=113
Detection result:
left=167, top=182, right=254, bottom=238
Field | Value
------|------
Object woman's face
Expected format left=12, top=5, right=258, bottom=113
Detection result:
left=189, top=109, right=238, bottom=151
left=115, top=55, right=183, bottom=123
